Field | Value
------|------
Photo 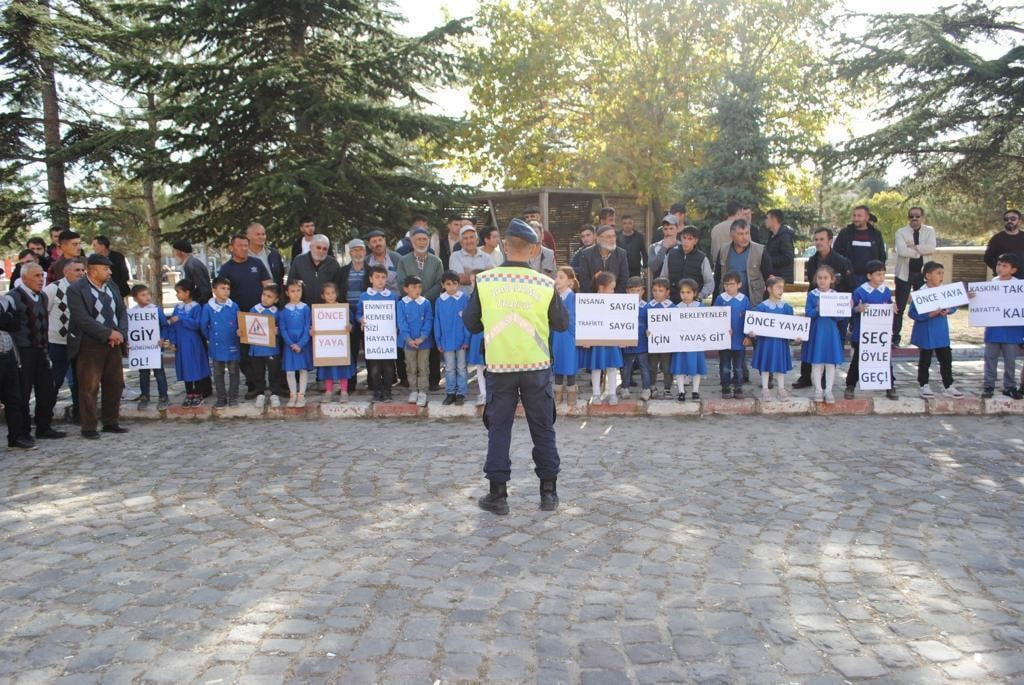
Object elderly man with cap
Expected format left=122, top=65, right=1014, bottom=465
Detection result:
left=67, top=253, right=129, bottom=439
left=397, top=226, right=444, bottom=389
left=526, top=222, right=558, bottom=278
left=575, top=224, right=630, bottom=293
left=365, top=229, right=402, bottom=292
left=172, top=240, right=212, bottom=303
left=463, top=218, right=569, bottom=515
left=648, top=214, right=680, bottom=279
left=6, top=262, right=66, bottom=443
left=448, top=225, right=494, bottom=294
left=523, top=205, right=557, bottom=250
left=286, top=234, right=341, bottom=305
left=338, top=237, right=368, bottom=384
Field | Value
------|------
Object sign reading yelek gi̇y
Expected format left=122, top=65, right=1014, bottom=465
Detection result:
left=127, top=307, right=162, bottom=369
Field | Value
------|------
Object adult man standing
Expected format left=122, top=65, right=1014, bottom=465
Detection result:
left=286, top=234, right=339, bottom=305
left=44, top=256, right=87, bottom=421
left=570, top=225, right=596, bottom=271
left=218, top=234, right=272, bottom=397
left=648, top=215, right=680, bottom=280
left=338, top=238, right=368, bottom=388
left=463, top=219, right=568, bottom=515
left=892, top=206, right=937, bottom=346
left=524, top=206, right=557, bottom=250
left=710, top=201, right=752, bottom=261
left=246, top=222, right=286, bottom=287
left=397, top=227, right=444, bottom=389
left=984, top=209, right=1024, bottom=276
left=527, top=222, right=557, bottom=278
left=7, top=263, right=66, bottom=442
left=449, top=225, right=494, bottom=294
left=365, top=229, right=402, bottom=291
left=833, top=205, right=887, bottom=288
left=172, top=240, right=212, bottom=303
left=616, top=215, right=646, bottom=277
left=576, top=225, right=629, bottom=293
left=713, top=220, right=772, bottom=306
left=0, top=295, right=32, bottom=448
left=479, top=225, right=504, bottom=266
left=91, top=236, right=131, bottom=298
left=291, top=216, right=333, bottom=259
left=763, top=209, right=796, bottom=283
left=67, top=254, right=129, bottom=439
left=432, top=215, right=464, bottom=268
left=46, top=229, right=82, bottom=283
left=793, top=228, right=855, bottom=389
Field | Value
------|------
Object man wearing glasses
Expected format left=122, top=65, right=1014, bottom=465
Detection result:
left=892, top=207, right=936, bottom=347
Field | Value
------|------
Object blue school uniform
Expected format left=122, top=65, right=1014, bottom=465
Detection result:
left=551, top=289, right=578, bottom=376
left=802, top=289, right=845, bottom=365
left=850, top=282, right=892, bottom=341
left=434, top=291, right=470, bottom=351
left=910, top=301, right=955, bottom=350
left=670, top=301, right=708, bottom=376
left=714, top=292, right=751, bottom=350
left=356, top=287, right=397, bottom=322
left=248, top=304, right=280, bottom=357
left=467, top=331, right=485, bottom=366
left=982, top=278, right=1024, bottom=344
left=169, top=301, right=210, bottom=382
left=397, top=296, right=433, bottom=350
left=200, top=299, right=240, bottom=362
left=751, top=299, right=794, bottom=373
left=279, top=302, right=313, bottom=371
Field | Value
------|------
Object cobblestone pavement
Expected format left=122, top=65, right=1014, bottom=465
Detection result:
left=1, top=416, right=1023, bottom=684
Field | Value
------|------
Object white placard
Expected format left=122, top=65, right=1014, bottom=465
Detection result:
left=857, top=303, right=893, bottom=390
left=362, top=300, right=397, bottom=360
left=575, top=293, right=639, bottom=346
left=968, top=280, right=1024, bottom=327
left=127, top=307, right=162, bottom=370
left=742, top=310, right=810, bottom=341
left=312, top=304, right=350, bottom=333
left=313, top=332, right=350, bottom=366
left=647, top=306, right=731, bottom=353
left=911, top=282, right=969, bottom=314
left=819, top=292, right=852, bottom=318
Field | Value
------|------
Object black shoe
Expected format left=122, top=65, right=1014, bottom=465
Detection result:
left=478, top=481, right=509, bottom=515
left=677, top=392, right=686, bottom=402
left=886, top=389, right=898, bottom=400
left=844, top=387, right=855, bottom=400
left=442, top=394, right=456, bottom=405
left=101, top=425, right=128, bottom=434
left=732, top=386, right=743, bottom=399
left=81, top=430, right=100, bottom=440
left=1003, top=387, right=1024, bottom=400
left=9, top=437, right=37, bottom=450
left=792, top=378, right=812, bottom=389
left=381, top=393, right=393, bottom=403
left=214, top=399, right=227, bottom=408
left=244, top=389, right=261, bottom=400
left=36, top=428, right=67, bottom=439
left=982, top=387, right=994, bottom=398
left=454, top=395, right=465, bottom=406
left=539, top=478, right=558, bottom=511
left=429, top=383, right=442, bottom=392
left=691, top=392, right=700, bottom=401
left=372, top=391, right=382, bottom=402
left=721, top=387, right=733, bottom=399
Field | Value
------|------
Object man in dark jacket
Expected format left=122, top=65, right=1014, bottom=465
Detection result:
left=833, top=205, right=886, bottom=287
left=576, top=225, right=630, bottom=293
left=172, top=240, right=212, bottom=304
left=91, top=236, right=131, bottom=298
left=616, top=215, right=646, bottom=277
left=0, top=294, right=31, bottom=448
left=763, top=209, right=795, bottom=283
left=286, top=234, right=341, bottom=305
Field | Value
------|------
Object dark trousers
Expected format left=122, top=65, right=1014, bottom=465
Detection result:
left=251, top=355, right=288, bottom=396
left=1, top=353, right=25, bottom=443
left=894, top=273, right=924, bottom=344
left=845, top=341, right=895, bottom=389
left=394, top=349, right=408, bottom=385
left=918, top=347, right=953, bottom=387
left=483, top=369, right=560, bottom=483
left=139, top=367, right=168, bottom=400
left=48, top=341, right=78, bottom=414
left=238, top=342, right=253, bottom=390
left=75, top=339, right=124, bottom=432
left=719, top=349, right=745, bottom=387
left=429, top=347, right=441, bottom=388
left=647, top=353, right=673, bottom=391
left=368, top=359, right=394, bottom=394
left=16, top=346, right=55, bottom=438
left=213, top=360, right=240, bottom=402
left=349, top=323, right=364, bottom=388
left=621, top=352, right=651, bottom=388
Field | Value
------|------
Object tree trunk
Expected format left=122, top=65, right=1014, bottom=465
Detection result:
left=143, top=90, right=163, bottom=305
left=290, top=21, right=311, bottom=136
left=39, top=0, right=69, bottom=231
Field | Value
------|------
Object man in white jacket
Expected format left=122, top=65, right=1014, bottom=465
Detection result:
left=893, top=206, right=937, bottom=346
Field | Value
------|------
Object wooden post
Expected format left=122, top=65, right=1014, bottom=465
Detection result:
left=645, top=200, right=655, bottom=294
left=487, top=199, right=498, bottom=229
left=539, top=190, right=550, bottom=253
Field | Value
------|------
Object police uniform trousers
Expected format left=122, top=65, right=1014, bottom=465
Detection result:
left=16, top=346, right=56, bottom=438
left=482, top=368, right=560, bottom=483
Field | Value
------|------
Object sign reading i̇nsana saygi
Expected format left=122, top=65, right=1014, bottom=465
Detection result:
left=647, top=306, right=731, bottom=353
left=237, top=312, right=277, bottom=347
left=362, top=300, right=397, bottom=360
left=857, top=303, right=893, bottom=390
left=910, top=281, right=969, bottom=314
left=311, top=304, right=351, bottom=366
left=127, top=307, right=162, bottom=369
left=574, top=293, right=639, bottom=346
left=967, top=280, right=1024, bottom=327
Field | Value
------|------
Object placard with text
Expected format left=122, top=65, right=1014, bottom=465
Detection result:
left=647, top=306, right=731, bottom=353
left=575, top=293, right=639, bottom=346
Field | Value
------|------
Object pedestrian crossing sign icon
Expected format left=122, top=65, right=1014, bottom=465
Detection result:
left=237, top=311, right=276, bottom=347
left=249, top=318, right=266, bottom=336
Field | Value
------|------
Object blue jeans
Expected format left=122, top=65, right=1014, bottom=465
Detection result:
left=48, top=342, right=77, bottom=413
left=139, top=367, right=169, bottom=400
left=719, top=349, right=745, bottom=387
left=621, top=351, right=651, bottom=389
left=483, top=369, right=559, bottom=483
left=443, top=348, right=468, bottom=396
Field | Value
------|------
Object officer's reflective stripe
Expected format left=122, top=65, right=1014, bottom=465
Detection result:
left=484, top=312, right=549, bottom=357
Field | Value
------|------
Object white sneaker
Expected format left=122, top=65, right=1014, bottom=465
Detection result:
left=919, top=384, right=935, bottom=398
left=608, top=393, right=619, bottom=406
left=416, top=392, right=428, bottom=407
left=254, top=394, right=266, bottom=410
left=270, top=395, right=281, bottom=408
left=943, top=384, right=964, bottom=398
left=813, top=389, right=824, bottom=402
left=761, top=389, right=773, bottom=402
left=408, top=391, right=418, bottom=404
left=476, top=395, right=486, bottom=406
left=338, top=390, right=349, bottom=403
left=640, top=388, right=652, bottom=401
left=590, top=394, right=602, bottom=405
left=121, top=387, right=140, bottom=401
left=777, top=387, right=789, bottom=401
left=619, top=386, right=631, bottom=398
left=823, top=390, right=835, bottom=404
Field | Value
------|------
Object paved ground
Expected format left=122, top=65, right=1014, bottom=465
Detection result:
left=1, top=416, right=1023, bottom=684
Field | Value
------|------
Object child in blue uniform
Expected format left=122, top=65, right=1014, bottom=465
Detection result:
left=714, top=271, right=750, bottom=399
left=316, top=282, right=354, bottom=403
left=167, top=279, right=209, bottom=407
left=434, top=271, right=469, bottom=405
left=201, top=277, right=241, bottom=407
left=279, top=280, right=313, bottom=407
left=129, top=284, right=171, bottom=411
left=971, top=253, right=1023, bottom=398
left=357, top=265, right=397, bottom=402
left=910, top=262, right=964, bottom=399
left=581, top=271, right=623, bottom=405
left=397, top=275, right=434, bottom=407
left=645, top=278, right=675, bottom=399
left=747, top=276, right=794, bottom=402
left=551, top=266, right=579, bottom=406
left=249, top=284, right=286, bottom=409
left=670, top=278, right=707, bottom=401
left=620, top=276, right=650, bottom=400
left=803, top=265, right=846, bottom=404
left=845, top=260, right=898, bottom=400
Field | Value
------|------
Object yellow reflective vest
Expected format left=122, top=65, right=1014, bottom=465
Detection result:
left=475, top=266, right=555, bottom=373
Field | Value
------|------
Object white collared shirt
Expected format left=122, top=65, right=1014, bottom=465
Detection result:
left=718, top=292, right=746, bottom=302
left=284, top=301, right=308, bottom=311
left=439, top=291, right=465, bottom=302
left=208, top=298, right=236, bottom=313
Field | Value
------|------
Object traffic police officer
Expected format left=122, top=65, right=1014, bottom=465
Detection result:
left=463, top=219, right=569, bottom=515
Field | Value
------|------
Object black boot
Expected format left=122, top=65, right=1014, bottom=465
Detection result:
left=539, top=478, right=559, bottom=511
left=478, top=481, right=509, bottom=515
